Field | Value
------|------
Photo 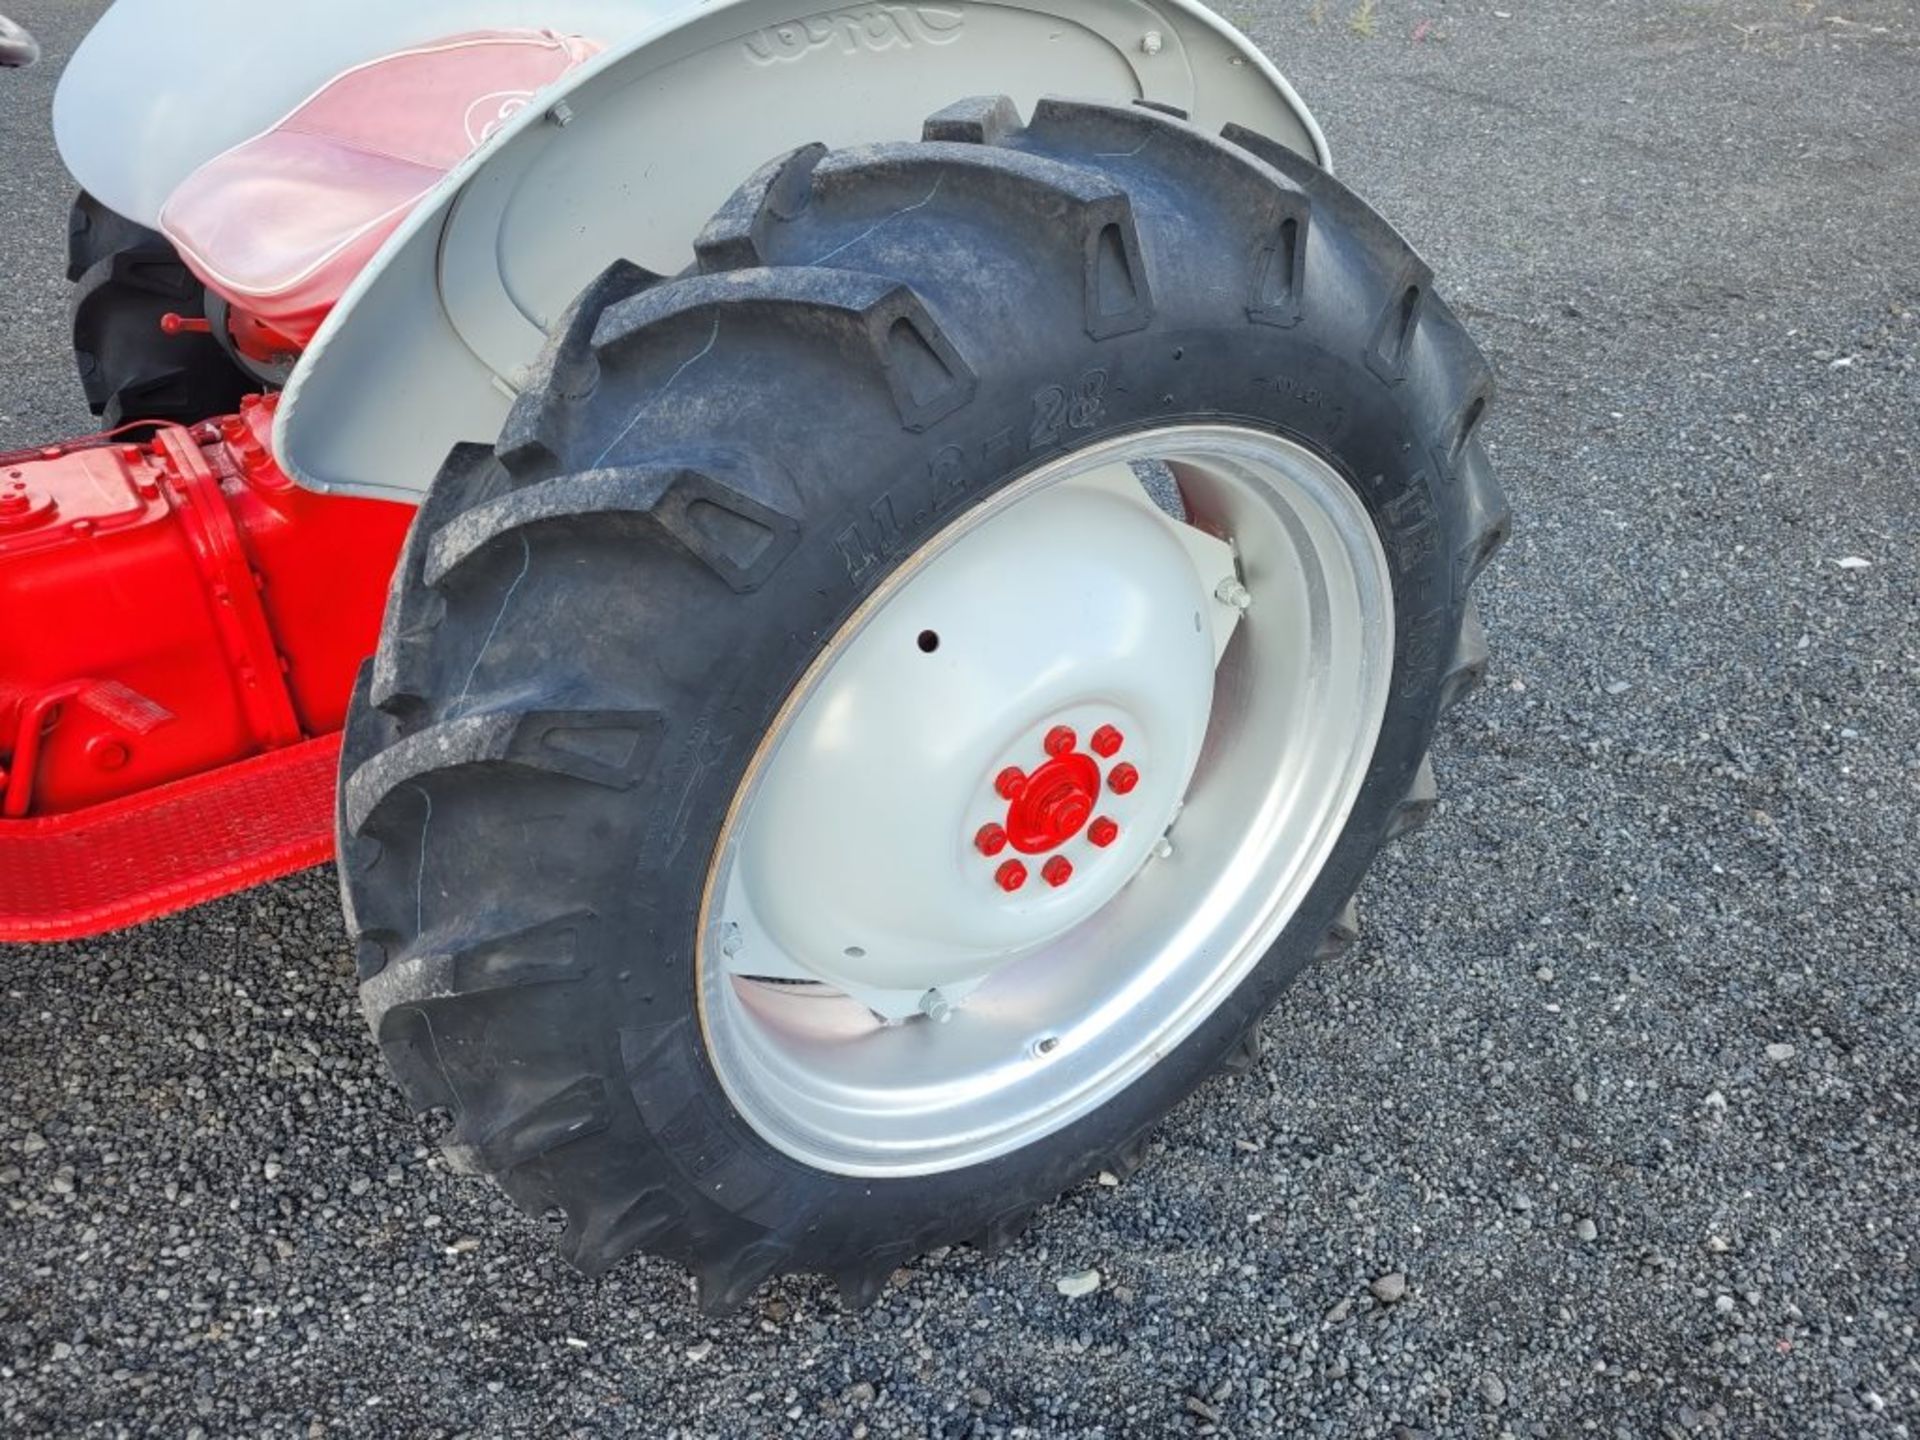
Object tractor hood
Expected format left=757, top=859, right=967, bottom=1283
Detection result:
left=58, top=0, right=1330, bottom=503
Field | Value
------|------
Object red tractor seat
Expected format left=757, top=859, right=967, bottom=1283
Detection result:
left=159, top=30, right=600, bottom=351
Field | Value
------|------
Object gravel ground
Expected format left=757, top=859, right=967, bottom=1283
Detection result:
left=3, top=2, right=1917, bottom=1436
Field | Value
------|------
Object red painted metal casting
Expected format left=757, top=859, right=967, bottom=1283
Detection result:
left=0, top=397, right=413, bottom=940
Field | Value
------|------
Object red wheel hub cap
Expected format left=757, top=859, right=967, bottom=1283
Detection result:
left=1004, top=751, right=1101, bottom=854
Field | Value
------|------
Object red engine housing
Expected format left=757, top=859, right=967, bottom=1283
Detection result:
left=0, top=398, right=412, bottom=938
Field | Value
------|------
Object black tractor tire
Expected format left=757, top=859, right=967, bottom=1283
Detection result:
left=67, top=192, right=254, bottom=427
left=338, top=96, right=1508, bottom=1311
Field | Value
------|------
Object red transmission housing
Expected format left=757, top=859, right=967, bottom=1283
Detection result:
left=0, top=396, right=412, bottom=939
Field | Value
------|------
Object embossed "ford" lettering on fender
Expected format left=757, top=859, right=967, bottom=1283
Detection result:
left=743, top=5, right=966, bottom=65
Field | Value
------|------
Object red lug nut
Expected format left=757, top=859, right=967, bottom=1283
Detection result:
left=1042, top=856, right=1074, bottom=887
left=1107, top=762, right=1139, bottom=795
left=995, top=766, right=1027, bottom=800
left=995, top=859, right=1029, bottom=892
left=1088, top=816, right=1119, bottom=848
left=1044, top=725, right=1077, bottom=757
left=1090, top=724, right=1124, bottom=757
left=975, top=823, right=1008, bottom=857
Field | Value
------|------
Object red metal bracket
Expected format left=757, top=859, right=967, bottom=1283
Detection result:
left=1, top=678, right=172, bottom=818
left=155, top=425, right=304, bottom=750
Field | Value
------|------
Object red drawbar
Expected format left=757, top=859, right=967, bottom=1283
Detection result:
left=0, top=733, right=338, bottom=942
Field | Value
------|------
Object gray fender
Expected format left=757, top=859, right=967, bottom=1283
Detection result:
left=59, top=1, right=1327, bottom=502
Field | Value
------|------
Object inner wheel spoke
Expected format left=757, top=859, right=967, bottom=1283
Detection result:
left=716, top=927, right=829, bottom=986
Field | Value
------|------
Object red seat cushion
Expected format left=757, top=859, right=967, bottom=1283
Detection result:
left=160, top=30, right=600, bottom=349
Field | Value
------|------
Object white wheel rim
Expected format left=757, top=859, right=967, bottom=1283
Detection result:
left=697, top=425, right=1395, bottom=1177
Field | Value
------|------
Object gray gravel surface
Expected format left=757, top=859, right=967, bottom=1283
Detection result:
left=3, top=1, right=1918, bottom=1436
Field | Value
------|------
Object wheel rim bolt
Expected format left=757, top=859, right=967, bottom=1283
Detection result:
left=919, top=988, right=954, bottom=1024
left=1041, top=856, right=1073, bottom=888
left=995, top=860, right=1028, bottom=892
left=974, top=823, right=1008, bottom=856
left=1088, top=816, right=1119, bottom=848
left=1215, top=577, right=1253, bottom=612
left=1107, top=762, right=1139, bottom=795
left=1043, top=725, right=1077, bottom=757
left=995, top=766, right=1027, bottom=800
left=1090, top=725, right=1124, bottom=757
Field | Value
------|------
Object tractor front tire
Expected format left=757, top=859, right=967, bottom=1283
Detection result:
left=339, top=97, right=1507, bottom=1310
left=68, top=192, right=253, bottom=427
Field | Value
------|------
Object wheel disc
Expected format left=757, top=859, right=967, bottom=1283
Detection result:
left=698, top=424, right=1395, bottom=1177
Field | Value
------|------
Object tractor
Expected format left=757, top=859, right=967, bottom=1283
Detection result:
left=0, top=0, right=1506, bottom=1311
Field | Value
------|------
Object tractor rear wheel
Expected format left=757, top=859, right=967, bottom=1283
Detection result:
left=338, top=97, right=1508, bottom=1310
left=67, top=191, right=253, bottom=427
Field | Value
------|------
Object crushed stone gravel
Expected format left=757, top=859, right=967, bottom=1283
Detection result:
left=2, top=0, right=1916, bottom=1435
